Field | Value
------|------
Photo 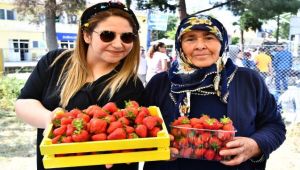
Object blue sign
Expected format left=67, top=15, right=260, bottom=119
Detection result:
left=56, top=33, right=77, bottom=41
left=148, top=11, right=168, bottom=31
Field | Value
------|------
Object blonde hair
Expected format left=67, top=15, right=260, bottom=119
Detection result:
left=52, top=8, right=140, bottom=108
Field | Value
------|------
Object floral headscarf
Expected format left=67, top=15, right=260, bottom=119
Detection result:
left=169, top=14, right=237, bottom=117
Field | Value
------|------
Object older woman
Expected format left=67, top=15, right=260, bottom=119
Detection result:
left=142, top=14, right=286, bottom=170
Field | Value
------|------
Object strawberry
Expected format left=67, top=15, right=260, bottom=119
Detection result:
left=190, top=118, right=202, bottom=127
left=103, top=115, right=116, bottom=123
left=220, top=116, right=234, bottom=131
left=203, top=118, right=221, bottom=130
left=72, top=129, right=89, bottom=142
left=135, top=110, right=148, bottom=124
left=61, top=117, right=73, bottom=126
left=177, top=124, right=192, bottom=136
left=61, top=136, right=73, bottom=143
left=204, top=149, right=215, bottom=160
left=200, top=131, right=211, bottom=142
left=180, top=147, right=193, bottom=158
left=66, top=124, right=76, bottom=136
left=135, top=124, right=147, bottom=138
left=112, top=110, right=124, bottom=119
left=128, top=132, right=139, bottom=139
left=69, top=108, right=82, bottom=118
left=53, top=125, right=67, bottom=136
left=199, top=114, right=210, bottom=124
left=107, top=128, right=126, bottom=140
left=91, top=133, right=107, bottom=141
left=217, top=131, right=234, bottom=141
left=89, top=118, right=107, bottom=134
left=93, top=108, right=109, bottom=118
left=125, top=100, right=139, bottom=109
left=77, top=113, right=90, bottom=124
left=117, top=117, right=130, bottom=126
left=102, top=102, right=119, bottom=114
left=85, top=105, right=102, bottom=117
left=125, top=125, right=135, bottom=134
left=107, top=121, right=123, bottom=134
left=194, top=148, right=206, bottom=158
left=148, top=126, right=161, bottom=137
left=51, top=135, right=62, bottom=144
left=52, top=113, right=65, bottom=127
left=209, top=136, right=222, bottom=150
left=123, top=107, right=139, bottom=120
left=142, top=116, right=159, bottom=130
left=172, top=116, right=190, bottom=126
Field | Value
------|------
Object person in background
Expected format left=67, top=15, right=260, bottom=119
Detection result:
left=138, top=46, right=147, bottom=86
left=273, top=44, right=293, bottom=94
left=242, top=52, right=256, bottom=70
left=234, top=50, right=245, bottom=67
left=15, top=2, right=143, bottom=170
left=254, top=48, right=272, bottom=79
left=142, top=14, right=286, bottom=170
left=146, top=42, right=169, bottom=83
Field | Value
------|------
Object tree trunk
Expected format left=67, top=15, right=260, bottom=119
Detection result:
left=178, top=0, right=187, bottom=20
left=45, top=0, right=58, bottom=51
left=241, top=29, right=244, bottom=52
left=276, top=15, right=280, bottom=44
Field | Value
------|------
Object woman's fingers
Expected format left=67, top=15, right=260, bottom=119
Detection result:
left=105, top=164, right=113, bottom=169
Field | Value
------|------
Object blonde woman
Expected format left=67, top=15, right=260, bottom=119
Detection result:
left=15, top=2, right=143, bottom=170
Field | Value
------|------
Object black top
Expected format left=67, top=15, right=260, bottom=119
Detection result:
left=18, top=49, right=144, bottom=170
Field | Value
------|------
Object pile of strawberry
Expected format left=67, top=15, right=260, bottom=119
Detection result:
left=170, top=115, right=235, bottom=161
left=50, top=101, right=163, bottom=144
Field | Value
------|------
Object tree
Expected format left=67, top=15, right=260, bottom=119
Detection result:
left=225, top=0, right=300, bottom=44
left=14, top=0, right=86, bottom=51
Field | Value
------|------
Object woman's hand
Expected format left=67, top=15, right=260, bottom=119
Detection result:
left=105, top=164, right=113, bottom=169
left=169, top=134, right=179, bottom=160
left=219, top=136, right=261, bottom=166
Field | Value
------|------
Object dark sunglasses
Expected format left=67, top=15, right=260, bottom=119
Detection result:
left=93, top=30, right=136, bottom=44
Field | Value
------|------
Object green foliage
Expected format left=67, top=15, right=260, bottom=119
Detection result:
left=231, top=37, right=240, bottom=45
left=0, top=76, right=25, bottom=111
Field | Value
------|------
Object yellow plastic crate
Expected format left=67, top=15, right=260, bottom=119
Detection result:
left=40, top=106, right=170, bottom=169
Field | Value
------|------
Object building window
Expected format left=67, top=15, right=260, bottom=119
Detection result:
left=0, top=9, right=4, bottom=20
left=0, top=9, right=16, bottom=20
left=32, top=41, right=39, bottom=48
left=6, top=10, right=15, bottom=20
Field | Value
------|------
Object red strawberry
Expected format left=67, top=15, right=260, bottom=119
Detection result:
left=200, top=131, right=211, bottom=142
left=103, top=115, right=116, bottom=123
left=112, top=110, right=124, bottom=119
left=77, top=113, right=90, bottom=124
left=102, top=102, right=119, bottom=113
left=93, top=108, right=109, bottom=118
left=180, top=147, right=193, bottom=158
left=85, top=105, right=101, bottom=117
left=199, top=114, right=210, bottom=124
left=217, top=131, right=234, bottom=141
left=135, top=124, right=147, bottom=138
left=107, top=121, right=123, bottom=134
left=172, top=116, right=190, bottom=126
left=125, top=100, right=139, bottom=108
left=125, top=125, right=135, bottom=134
left=89, top=118, right=107, bottom=134
left=61, top=136, right=73, bottom=143
left=72, top=129, right=89, bottom=142
left=107, top=128, right=126, bottom=140
left=128, top=132, right=139, bottom=139
left=203, top=118, right=221, bottom=130
left=194, top=148, right=206, bottom=158
left=61, top=117, right=73, bottom=126
left=53, top=125, right=67, bottom=136
left=209, top=136, right=222, bottom=150
left=51, top=135, right=62, bottom=144
left=177, top=124, right=192, bottom=136
left=149, top=126, right=161, bottom=137
left=118, top=117, right=130, bottom=126
left=91, top=133, right=107, bottom=141
left=143, top=116, right=159, bottom=130
left=204, top=149, right=215, bottom=160
left=123, top=107, right=139, bottom=120
left=66, top=124, right=76, bottom=136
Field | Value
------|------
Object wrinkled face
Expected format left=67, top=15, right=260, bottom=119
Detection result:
left=181, top=30, right=221, bottom=68
left=84, top=16, right=134, bottom=66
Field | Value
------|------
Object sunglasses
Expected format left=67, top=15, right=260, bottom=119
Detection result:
left=93, top=30, right=136, bottom=44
